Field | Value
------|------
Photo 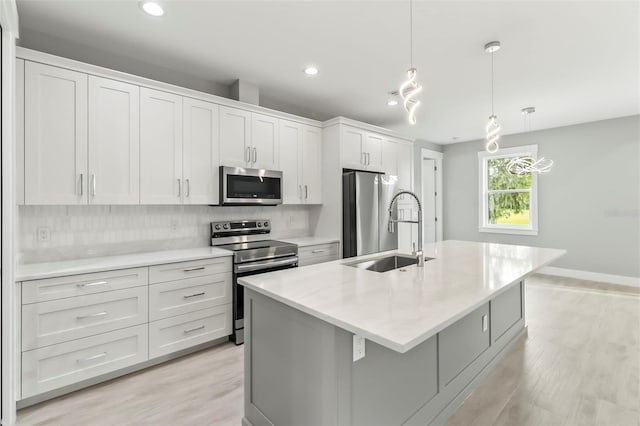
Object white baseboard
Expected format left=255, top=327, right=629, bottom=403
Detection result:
left=538, top=266, right=640, bottom=288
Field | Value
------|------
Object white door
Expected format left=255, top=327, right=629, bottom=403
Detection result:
left=251, top=113, right=279, bottom=170
left=279, top=120, right=302, bottom=204
left=364, top=133, right=383, bottom=171
left=381, top=139, right=398, bottom=176
left=88, top=76, right=140, bottom=205
left=183, top=98, right=219, bottom=205
left=140, top=88, right=183, bottom=204
left=422, top=158, right=437, bottom=244
left=301, top=126, right=322, bottom=204
left=341, top=126, right=365, bottom=170
left=219, top=106, right=251, bottom=168
left=24, top=62, right=87, bottom=204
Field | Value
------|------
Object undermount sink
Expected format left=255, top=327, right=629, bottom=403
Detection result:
left=345, top=254, right=434, bottom=273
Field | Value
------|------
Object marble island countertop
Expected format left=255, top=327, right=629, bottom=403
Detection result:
left=16, top=247, right=232, bottom=281
left=239, top=240, right=566, bottom=353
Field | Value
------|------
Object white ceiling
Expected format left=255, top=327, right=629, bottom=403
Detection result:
left=16, top=0, right=640, bottom=143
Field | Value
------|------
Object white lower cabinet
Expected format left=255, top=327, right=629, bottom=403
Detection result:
left=149, top=304, right=232, bottom=359
left=298, top=242, right=340, bottom=267
left=149, top=273, right=232, bottom=321
left=22, top=324, right=148, bottom=398
left=18, top=255, right=233, bottom=402
left=22, top=286, right=148, bottom=351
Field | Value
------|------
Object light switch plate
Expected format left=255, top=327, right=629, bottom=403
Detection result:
left=37, top=227, right=50, bottom=242
left=353, top=335, right=365, bottom=362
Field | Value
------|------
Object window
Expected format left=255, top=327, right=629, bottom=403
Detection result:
left=478, top=145, right=538, bottom=235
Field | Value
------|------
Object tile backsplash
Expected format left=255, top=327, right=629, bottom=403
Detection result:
left=18, top=205, right=315, bottom=263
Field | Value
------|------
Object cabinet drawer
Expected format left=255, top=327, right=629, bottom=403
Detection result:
left=491, top=283, right=523, bottom=343
left=149, top=273, right=232, bottom=321
left=149, top=304, right=232, bottom=359
left=149, top=257, right=231, bottom=284
left=298, top=243, right=339, bottom=266
left=438, top=303, right=490, bottom=387
left=22, top=287, right=148, bottom=351
left=22, top=267, right=148, bottom=304
left=22, top=324, right=148, bottom=398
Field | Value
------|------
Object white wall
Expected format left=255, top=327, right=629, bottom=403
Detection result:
left=442, top=115, right=640, bottom=279
left=18, top=205, right=313, bottom=263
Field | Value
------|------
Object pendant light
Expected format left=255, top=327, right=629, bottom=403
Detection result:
left=506, top=107, right=554, bottom=175
left=484, top=41, right=501, bottom=153
left=398, top=0, right=422, bottom=125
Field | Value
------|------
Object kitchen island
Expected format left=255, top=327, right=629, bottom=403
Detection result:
left=240, top=240, right=565, bottom=426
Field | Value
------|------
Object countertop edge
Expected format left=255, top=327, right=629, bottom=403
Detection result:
left=16, top=250, right=233, bottom=281
left=280, top=237, right=340, bottom=247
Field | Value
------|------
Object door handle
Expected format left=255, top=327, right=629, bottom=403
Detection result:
left=79, top=173, right=84, bottom=196
left=76, top=281, right=108, bottom=288
left=177, top=178, right=181, bottom=197
left=76, top=311, right=108, bottom=320
left=304, top=185, right=308, bottom=199
left=183, top=266, right=206, bottom=272
left=245, top=146, right=251, bottom=163
left=366, top=152, right=370, bottom=165
left=185, top=178, right=190, bottom=197
left=183, top=292, right=205, bottom=299
left=91, top=174, right=96, bottom=197
left=184, top=325, right=205, bottom=334
left=253, top=147, right=257, bottom=163
left=77, top=352, right=107, bottom=363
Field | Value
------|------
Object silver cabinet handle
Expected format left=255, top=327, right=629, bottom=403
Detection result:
left=77, top=352, right=107, bottom=363
left=183, top=292, right=205, bottom=299
left=185, top=179, right=190, bottom=198
left=91, top=174, right=96, bottom=197
left=304, top=185, right=308, bottom=199
left=366, top=152, right=370, bottom=165
left=183, top=266, right=205, bottom=272
left=177, top=178, right=181, bottom=197
left=76, top=281, right=108, bottom=288
left=79, top=173, right=84, bottom=196
left=253, top=147, right=257, bottom=163
left=76, top=311, right=107, bottom=320
left=311, top=249, right=325, bottom=254
left=184, top=325, right=205, bottom=334
left=245, top=146, right=251, bottom=163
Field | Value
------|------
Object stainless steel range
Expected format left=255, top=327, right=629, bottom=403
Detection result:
left=211, top=219, right=298, bottom=344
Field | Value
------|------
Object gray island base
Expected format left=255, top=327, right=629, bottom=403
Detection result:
left=240, top=241, right=565, bottom=426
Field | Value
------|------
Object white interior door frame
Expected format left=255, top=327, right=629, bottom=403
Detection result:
left=421, top=148, right=443, bottom=243
left=1, top=1, right=19, bottom=424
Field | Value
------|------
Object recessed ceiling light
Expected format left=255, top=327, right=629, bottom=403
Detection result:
left=141, top=1, right=164, bottom=17
left=303, top=66, right=319, bottom=76
left=387, top=100, right=398, bottom=106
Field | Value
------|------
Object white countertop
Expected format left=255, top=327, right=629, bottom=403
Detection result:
left=280, top=236, right=340, bottom=247
left=16, top=247, right=232, bottom=281
left=239, top=240, right=566, bottom=353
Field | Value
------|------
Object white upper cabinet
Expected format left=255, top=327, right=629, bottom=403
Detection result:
left=16, top=59, right=25, bottom=205
left=279, top=120, right=302, bottom=204
left=24, top=62, right=88, bottom=205
left=140, top=88, right=183, bottom=204
left=341, top=126, right=366, bottom=170
left=219, top=106, right=251, bottom=168
left=381, top=138, right=399, bottom=176
left=183, top=98, right=219, bottom=205
left=364, top=133, right=383, bottom=171
left=251, top=113, right=279, bottom=170
left=340, top=125, right=383, bottom=172
left=88, top=76, right=140, bottom=205
left=396, top=141, right=413, bottom=195
left=301, top=126, right=322, bottom=204
left=279, top=120, right=322, bottom=204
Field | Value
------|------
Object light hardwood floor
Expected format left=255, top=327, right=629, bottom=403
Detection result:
left=17, top=274, right=640, bottom=426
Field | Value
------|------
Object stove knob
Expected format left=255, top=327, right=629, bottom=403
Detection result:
left=264, top=221, right=269, bottom=227
left=257, top=222, right=262, bottom=227
left=214, top=224, right=221, bottom=230
left=223, top=224, right=229, bottom=230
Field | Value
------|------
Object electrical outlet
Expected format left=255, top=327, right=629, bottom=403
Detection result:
left=170, top=219, right=178, bottom=232
left=353, top=335, right=366, bottom=362
left=37, top=227, right=51, bottom=242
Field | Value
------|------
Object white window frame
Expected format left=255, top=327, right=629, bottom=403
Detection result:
left=478, top=145, right=539, bottom=236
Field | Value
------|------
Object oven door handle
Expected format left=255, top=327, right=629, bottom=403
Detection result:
left=235, top=256, right=298, bottom=274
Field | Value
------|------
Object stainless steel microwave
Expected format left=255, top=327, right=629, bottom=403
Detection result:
left=220, top=166, right=283, bottom=205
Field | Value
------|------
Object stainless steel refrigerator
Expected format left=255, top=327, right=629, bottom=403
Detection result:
left=342, top=170, right=398, bottom=258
